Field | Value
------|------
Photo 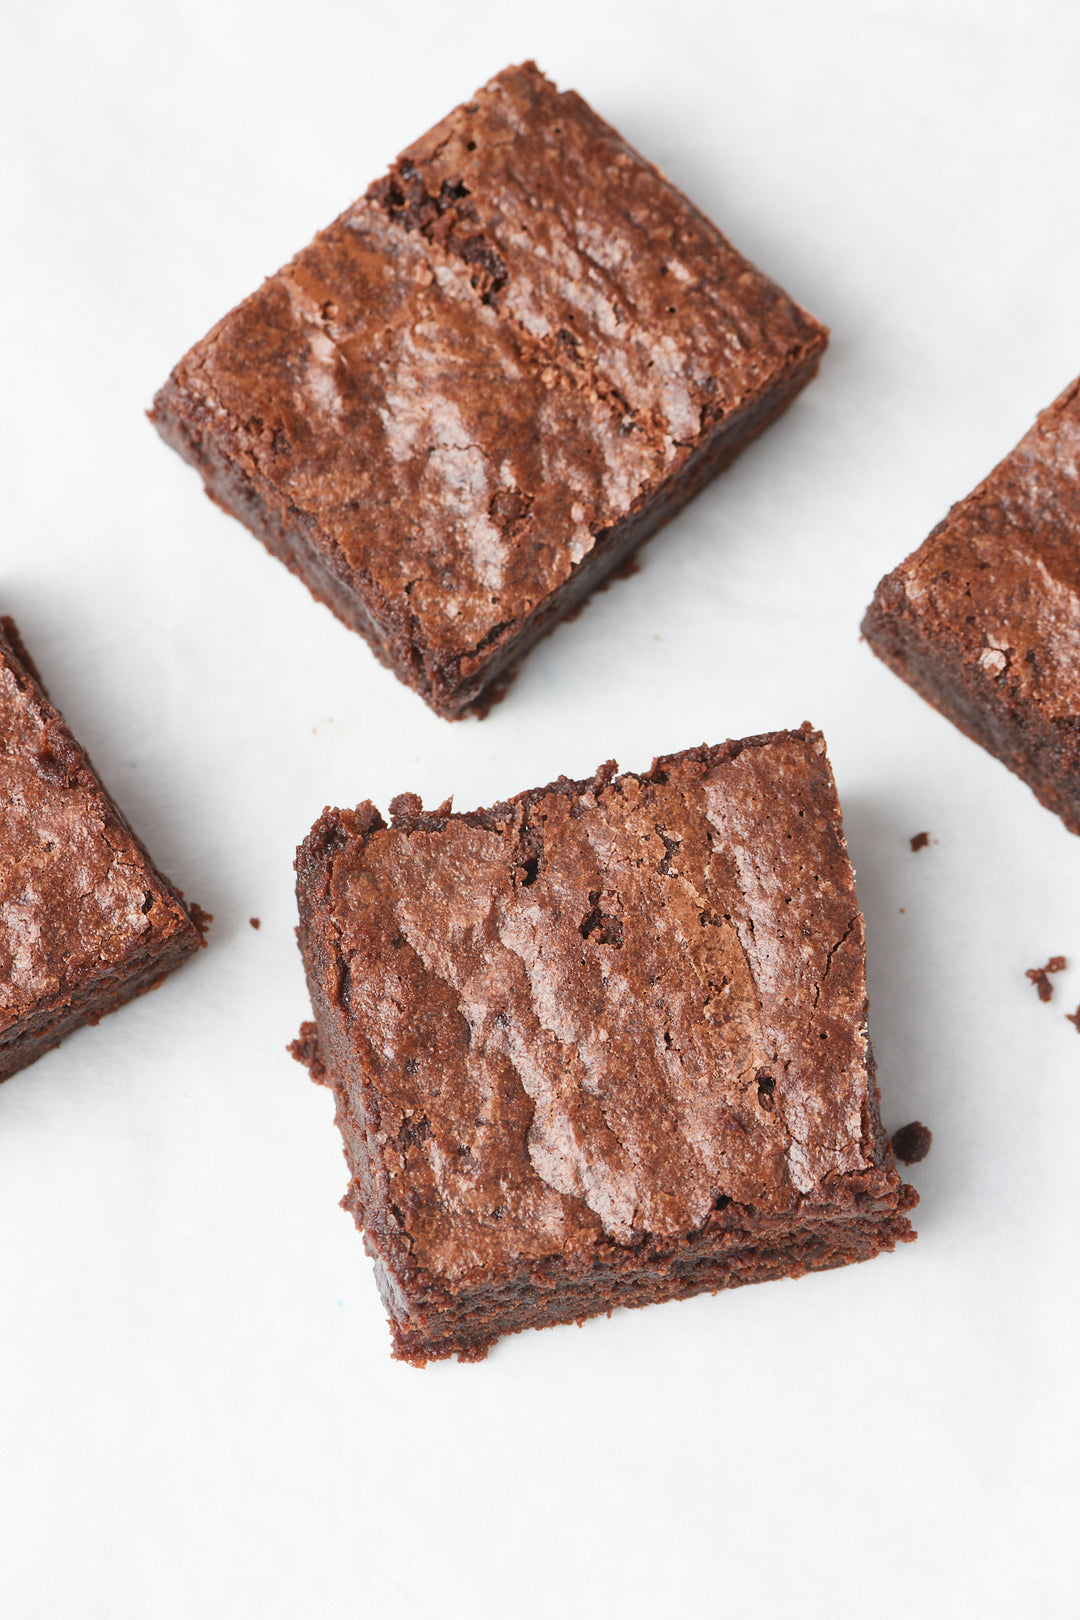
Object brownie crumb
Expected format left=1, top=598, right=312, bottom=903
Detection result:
left=1066, top=1006, right=1080, bottom=1034
left=188, top=902, right=213, bottom=944
left=288, top=1020, right=326, bottom=1084
left=249, top=917, right=261, bottom=930
left=1026, top=956, right=1066, bottom=1002
left=909, top=831, right=930, bottom=852
left=891, top=1121, right=933, bottom=1165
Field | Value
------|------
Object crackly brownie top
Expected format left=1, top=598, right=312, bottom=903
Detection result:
left=299, top=728, right=897, bottom=1286
left=0, top=619, right=195, bottom=1029
left=165, top=62, right=826, bottom=666
left=878, top=374, right=1080, bottom=715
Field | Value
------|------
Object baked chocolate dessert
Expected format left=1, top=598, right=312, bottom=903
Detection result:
left=863, top=375, right=1080, bottom=831
left=152, top=62, right=828, bottom=718
left=292, top=726, right=916, bottom=1364
left=0, top=617, right=205, bottom=1082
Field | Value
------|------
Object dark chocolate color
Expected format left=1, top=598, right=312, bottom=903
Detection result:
left=863, top=376, right=1080, bottom=832
left=152, top=62, right=827, bottom=718
left=0, top=617, right=205, bottom=1082
left=292, top=726, right=915, bottom=1364
left=890, top=1122, right=932, bottom=1166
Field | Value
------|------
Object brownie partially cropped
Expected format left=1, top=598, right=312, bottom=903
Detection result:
left=152, top=62, right=827, bottom=719
left=0, top=618, right=205, bottom=1082
left=864, top=375, right=1080, bottom=832
left=292, top=727, right=916, bottom=1365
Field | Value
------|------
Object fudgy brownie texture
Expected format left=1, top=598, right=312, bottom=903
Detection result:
left=863, top=375, right=1080, bottom=831
left=292, top=726, right=916, bottom=1365
left=0, top=618, right=205, bottom=1083
left=152, top=62, right=828, bottom=719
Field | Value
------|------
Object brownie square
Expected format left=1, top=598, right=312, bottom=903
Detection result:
left=152, top=62, right=827, bottom=719
left=0, top=618, right=206, bottom=1082
left=863, top=375, right=1080, bottom=832
left=292, top=727, right=915, bottom=1365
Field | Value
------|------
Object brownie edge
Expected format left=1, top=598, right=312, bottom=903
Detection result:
left=293, top=728, right=915, bottom=1365
left=0, top=617, right=206, bottom=1082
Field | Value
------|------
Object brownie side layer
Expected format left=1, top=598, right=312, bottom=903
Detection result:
left=863, top=376, right=1080, bottom=832
left=361, top=1214, right=915, bottom=1365
left=293, top=729, right=915, bottom=1364
left=0, top=617, right=205, bottom=1082
left=152, top=62, right=827, bottom=719
left=153, top=341, right=821, bottom=718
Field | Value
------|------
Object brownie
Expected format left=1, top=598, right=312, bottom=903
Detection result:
left=0, top=617, right=205, bottom=1083
left=863, top=375, right=1080, bottom=831
left=152, top=62, right=828, bottom=719
left=292, top=726, right=916, bottom=1365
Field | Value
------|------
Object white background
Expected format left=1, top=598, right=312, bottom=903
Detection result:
left=3, top=2, right=1079, bottom=1614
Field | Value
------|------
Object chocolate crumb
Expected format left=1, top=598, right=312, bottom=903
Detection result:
left=188, top=902, right=213, bottom=944
left=249, top=917, right=261, bottom=930
left=1026, top=956, right=1066, bottom=1002
left=909, top=831, right=930, bottom=852
left=1066, top=1006, right=1080, bottom=1034
left=891, top=1121, right=932, bottom=1164
left=288, top=1020, right=326, bottom=1084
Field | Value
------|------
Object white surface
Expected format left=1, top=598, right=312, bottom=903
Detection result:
left=3, top=2, right=1079, bottom=1614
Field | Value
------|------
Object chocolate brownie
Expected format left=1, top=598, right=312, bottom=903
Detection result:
left=152, top=62, right=828, bottom=719
left=0, top=618, right=205, bottom=1083
left=292, top=726, right=916, bottom=1364
left=863, top=375, right=1080, bottom=831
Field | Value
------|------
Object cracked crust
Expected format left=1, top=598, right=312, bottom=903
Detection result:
left=0, top=617, right=205, bottom=1082
left=863, top=374, right=1080, bottom=831
left=292, top=726, right=914, bottom=1363
left=151, top=61, right=827, bottom=718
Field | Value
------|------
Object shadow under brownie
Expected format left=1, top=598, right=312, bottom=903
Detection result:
left=291, top=727, right=916, bottom=1364
left=863, top=374, right=1080, bottom=832
left=0, top=617, right=206, bottom=1083
left=152, top=61, right=827, bottom=719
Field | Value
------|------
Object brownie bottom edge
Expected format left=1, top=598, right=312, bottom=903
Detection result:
left=151, top=339, right=824, bottom=721
left=0, top=925, right=202, bottom=1084
left=377, top=1207, right=916, bottom=1367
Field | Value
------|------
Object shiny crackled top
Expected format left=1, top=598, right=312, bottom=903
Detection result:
left=301, top=729, right=897, bottom=1285
left=0, top=620, right=192, bottom=1028
left=884, top=374, right=1080, bottom=716
left=164, top=63, right=825, bottom=666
